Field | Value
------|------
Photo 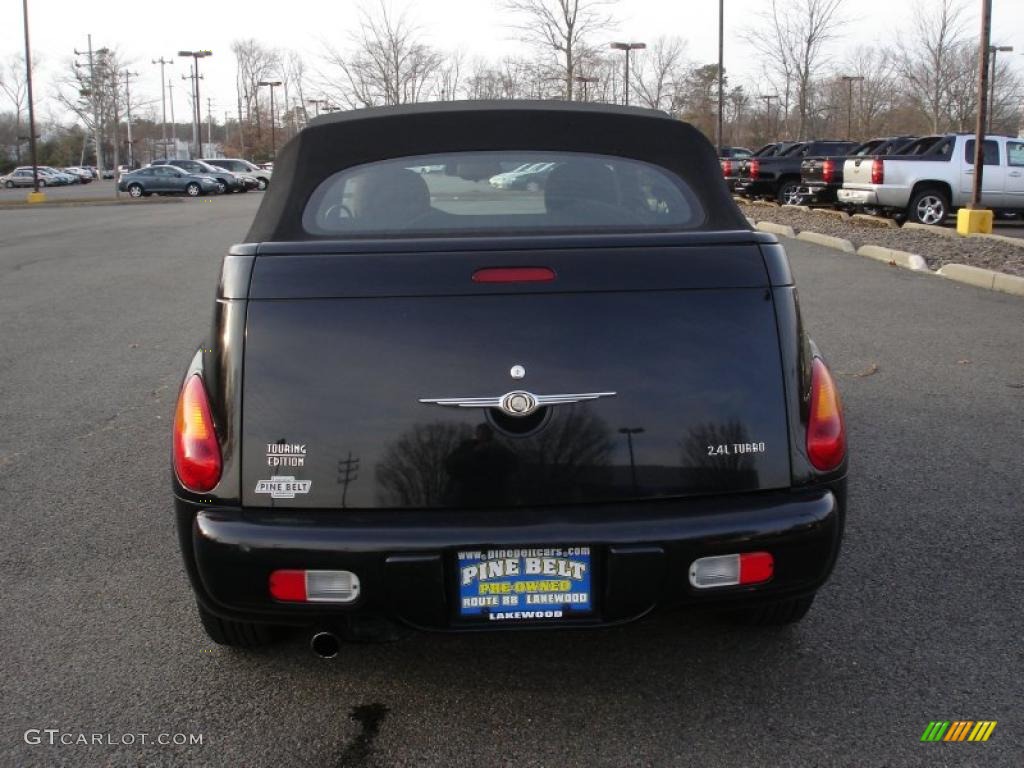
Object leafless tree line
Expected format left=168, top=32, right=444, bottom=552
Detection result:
left=2, top=0, right=1021, bottom=166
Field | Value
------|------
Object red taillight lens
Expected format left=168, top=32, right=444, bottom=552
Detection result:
left=739, top=552, right=775, bottom=585
left=173, top=374, right=222, bottom=492
left=871, top=157, right=884, bottom=185
left=822, top=159, right=834, bottom=184
left=721, top=159, right=732, bottom=177
left=472, top=267, right=555, bottom=283
left=749, top=159, right=760, bottom=179
left=807, top=358, right=846, bottom=471
left=269, top=570, right=307, bottom=602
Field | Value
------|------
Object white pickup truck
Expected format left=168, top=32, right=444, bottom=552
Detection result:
left=837, top=133, right=1024, bottom=224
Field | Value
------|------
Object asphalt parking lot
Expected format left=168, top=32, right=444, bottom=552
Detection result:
left=1, top=195, right=1021, bottom=767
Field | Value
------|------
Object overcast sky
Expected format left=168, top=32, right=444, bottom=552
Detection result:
left=3, top=0, right=1023, bottom=123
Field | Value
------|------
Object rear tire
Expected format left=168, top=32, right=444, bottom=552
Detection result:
left=723, top=593, right=815, bottom=626
left=907, top=187, right=948, bottom=226
left=197, top=603, right=275, bottom=648
left=777, top=180, right=803, bottom=206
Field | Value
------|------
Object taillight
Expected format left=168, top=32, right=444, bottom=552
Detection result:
left=749, top=159, right=760, bottom=180
left=807, top=358, right=846, bottom=471
left=721, top=159, right=732, bottom=177
left=822, top=159, right=834, bottom=184
left=173, top=374, right=222, bottom=492
left=871, top=157, right=884, bottom=185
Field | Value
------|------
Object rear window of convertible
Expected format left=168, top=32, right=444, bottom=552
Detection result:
left=302, top=151, right=705, bottom=236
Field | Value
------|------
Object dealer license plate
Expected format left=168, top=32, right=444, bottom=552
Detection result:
left=457, top=546, right=592, bottom=622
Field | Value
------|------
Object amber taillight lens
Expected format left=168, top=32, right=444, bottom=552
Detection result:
left=807, top=358, right=846, bottom=471
left=173, top=375, right=222, bottom=492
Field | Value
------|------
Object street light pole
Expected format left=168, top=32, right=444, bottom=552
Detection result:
left=574, top=75, right=598, bottom=102
left=609, top=42, right=646, bottom=106
left=258, top=80, right=282, bottom=157
left=840, top=75, right=864, bottom=140
left=177, top=49, right=211, bottom=158
left=717, top=0, right=724, bottom=154
left=987, top=45, right=1013, bottom=134
left=152, top=57, right=173, bottom=159
left=20, top=0, right=42, bottom=200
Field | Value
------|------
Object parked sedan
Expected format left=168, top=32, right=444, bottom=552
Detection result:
left=490, top=161, right=557, bottom=190
left=2, top=168, right=48, bottom=188
left=201, top=158, right=272, bottom=190
left=152, top=159, right=246, bottom=194
left=174, top=101, right=847, bottom=653
left=118, top=166, right=220, bottom=197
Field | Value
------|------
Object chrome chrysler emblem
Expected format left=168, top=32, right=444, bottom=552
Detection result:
left=419, top=390, right=616, bottom=418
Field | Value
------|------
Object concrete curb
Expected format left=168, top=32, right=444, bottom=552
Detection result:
left=851, top=213, right=899, bottom=229
left=781, top=204, right=811, bottom=212
left=900, top=221, right=959, bottom=238
left=796, top=230, right=856, bottom=253
left=937, top=264, right=1024, bottom=296
left=751, top=200, right=780, bottom=208
left=857, top=244, right=929, bottom=271
left=966, top=232, right=1024, bottom=249
left=755, top=221, right=796, bottom=238
left=0, top=197, right=185, bottom=209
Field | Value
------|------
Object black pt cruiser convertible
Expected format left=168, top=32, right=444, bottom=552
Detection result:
left=173, top=101, right=847, bottom=654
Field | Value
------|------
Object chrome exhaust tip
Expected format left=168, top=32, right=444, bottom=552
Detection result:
left=310, top=631, right=340, bottom=659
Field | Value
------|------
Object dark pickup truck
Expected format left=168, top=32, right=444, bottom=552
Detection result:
left=799, top=137, right=917, bottom=206
left=735, top=140, right=859, bottom=205
left=722, top=142, right=796, bottom=193
left=172, top=101, right=847, bottom=655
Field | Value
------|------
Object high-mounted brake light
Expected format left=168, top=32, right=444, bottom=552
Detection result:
left=822, top=159, right=835, bottom=184
left=472, top=267, right=556, bottom=283
left=749, top=159, right=760, bottom=180
left=871, top=157, right=884, bottom=185
left=173, top=374, right=222, bottom=492
left=721, top=159, right=732, bottom=177
left=807, top=357, right=846, bottom=471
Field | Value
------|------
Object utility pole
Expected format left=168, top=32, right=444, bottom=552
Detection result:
left=74, top=35, right=103, bottom=178
left=610, top=42, right=646, bottom=106
left=123, top=70, right=138, bottom=169
left=336, top=453, right=360, bottom=509
left=840, top=75, right=864, bottom=140
left=21, top=0, right=42, bottom=200
left=152, top=57, right=173, bottom=160
left=959, top=0, right=992, bottom=235
left=168, top=78, right=177, bottom=157
left=574, top=75, right=598, bottom=102
left=207, top=97, right=214, bottom=151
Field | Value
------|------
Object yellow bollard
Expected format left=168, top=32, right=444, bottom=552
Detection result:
left=956, top=208, right=993, bottom=235
left=26, top=190, right=47, bottom=204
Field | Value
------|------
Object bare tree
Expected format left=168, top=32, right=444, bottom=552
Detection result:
left=502, top=0, right=616, bottom=100
left=434, top=50, right=465, bottom=101
left=742, top=0, right=846, bottom=138
left=320, top=0, right=444, bottom=108
left=0, top=55, right=29, bottom=162
left=897, top=0, right=967, bottom=133
left=629, top=36, right=689, bottom=113
left=232, top=38, right=281, bottom=142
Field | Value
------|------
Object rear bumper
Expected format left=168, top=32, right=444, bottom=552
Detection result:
left=798, top=183, right=838, bottom=203
left=734, top=180, right=776, bottom=197
left=177, top=483, right=845, bottom=631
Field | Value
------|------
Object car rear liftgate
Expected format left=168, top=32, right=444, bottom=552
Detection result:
left=240, top=236, right=792, bottom=510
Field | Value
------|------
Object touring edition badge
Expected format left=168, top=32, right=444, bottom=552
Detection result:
left=254, top=476, right=312, bottom=499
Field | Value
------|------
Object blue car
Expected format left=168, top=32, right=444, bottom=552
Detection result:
left=118, top=167, right=220, bottom=198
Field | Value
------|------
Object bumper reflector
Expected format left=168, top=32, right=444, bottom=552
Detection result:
left=689, top=552, right=774, bottom=589
left=269, top=570, right=361, bottom=603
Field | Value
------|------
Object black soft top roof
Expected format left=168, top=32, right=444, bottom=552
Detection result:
left=245, top=100, right=748, bottom=242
